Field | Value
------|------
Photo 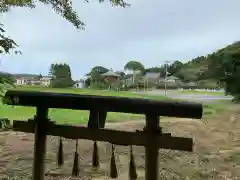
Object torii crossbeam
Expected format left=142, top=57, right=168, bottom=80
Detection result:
left=3, top=90, right=203, bottom=180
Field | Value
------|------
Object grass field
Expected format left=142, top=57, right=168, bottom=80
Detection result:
left=1, top=100, right=239, bottom=179
left=1, top=86, right=239, bottom=180
left=0, top=86, right=226, bottom=125
left=0, top=86, right=170, bottom=124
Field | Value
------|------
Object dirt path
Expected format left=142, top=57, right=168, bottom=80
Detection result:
left=0, top=106, right=240, bottom=179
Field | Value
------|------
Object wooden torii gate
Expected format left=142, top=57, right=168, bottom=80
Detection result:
left=3, top=90, right=203, bottom=180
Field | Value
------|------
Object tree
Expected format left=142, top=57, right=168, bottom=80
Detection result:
left=0, top=72, right=15, bottom=84
left=145, top=67, right=163, bottom=73
left=90, top=70, right=101, bottom=83
left=115, top=71, right=126, bottom=80
left=48, top=64, right=56, bottom=79
left=84, top=77, right=91, bottom=88
left=89, top=66, right=109, bottom=83
left=0, top=24, right=20, bottom=54
left=0, top=24, right=20, bottom=90
left=49, top=63, right=74, bottom=88
left=91, top=66, right=109, bottom=74
left=168, top=61, right=183, bottom=75
left=35, top=74, right=43, bottom=81
left=0, top=0, right=129, bottom=55
left=0, top=72, right=16, bottom=96
left=174, top=70, right=198, bottom=82
left=220, top=52, right=240, bottom=101
left=0, top=0, right=129, bottom=93
left=84, top=66, right=110, bottom=89
left=124, top=61, right=145, bottom=83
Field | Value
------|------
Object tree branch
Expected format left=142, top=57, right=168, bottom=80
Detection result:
left=0, top=0, right=130, bottom=54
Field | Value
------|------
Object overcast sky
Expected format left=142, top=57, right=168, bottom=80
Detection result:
left=1, top=0, right=240, bottom=80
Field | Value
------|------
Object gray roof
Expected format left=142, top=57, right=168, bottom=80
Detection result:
left=40, top=76, right=52, bottom=80
left=167, top=76, right=179, bottom=80
left=144, top=72, right=160, bottom=78
left=187, top=82, right=197, bottom=85
left=101, top=71, right=120, bottom=77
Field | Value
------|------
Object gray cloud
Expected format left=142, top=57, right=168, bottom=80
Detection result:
left=1, top=0, right=240, bottom=79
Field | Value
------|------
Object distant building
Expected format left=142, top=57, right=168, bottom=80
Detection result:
left=159, top=76, right=180, bottom=83
left=101, top=71, right=120, bottom=82
left=15, top=75, right=38, bottom=85
left=16, top=77, right=28, bottom=85
left=122, top=71, right=142, bottom=86
left=143, top=72, right=161, bottom=82
left=101, top=71, right=120, bottom=90
left=14, top=74, right=52, bottom=86
left=138, top=72, right=161, bottom=87
left=40, top=76, right=52, bottom=87
left=74, top=80, right=85, bottom=88
left=166, top=76, right=180, bottom=83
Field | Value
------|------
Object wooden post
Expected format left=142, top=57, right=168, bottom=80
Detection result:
left=88, top=109, right=107, bottom=129
left=5, top=90, right=202, bottom=180
left=32, top=106, right=49, bottom=180
left=144, top=114, right=161, bottom=180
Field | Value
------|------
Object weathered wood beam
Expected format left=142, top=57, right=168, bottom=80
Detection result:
left=32, top=107, right=48, bottom=180
left=4, top=90, right=203, bottom=119
left=13, top=120, right=193, bottom=152
left=88, top=109, right=107, bottom=129
left=144, top=114, right=160, bottom=180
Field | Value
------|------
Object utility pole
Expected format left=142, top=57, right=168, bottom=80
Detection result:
left=146, top=78, right=148, bottom=92
left=164, top=60, right=171, bottom=96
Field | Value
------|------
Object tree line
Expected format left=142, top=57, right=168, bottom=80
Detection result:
left=84, top=41, right=240, bottom=102
left=1, top=42, right=240, bottom=101
left=0, top=0, right=129, bottom=55
left=86, top=60, right=184, bottom=83
left=83, top=60, right=185, bottom=91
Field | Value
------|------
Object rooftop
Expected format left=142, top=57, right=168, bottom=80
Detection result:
left=101, top=71, right=120, bottom=77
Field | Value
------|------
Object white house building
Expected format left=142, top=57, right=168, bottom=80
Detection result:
left=40, top=76, right=52, bottom=87
left=74, top=80, right=85, bottom=88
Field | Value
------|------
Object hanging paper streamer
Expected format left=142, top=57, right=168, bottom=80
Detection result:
left=129, top=145, right=138, bottom=180
left=57, top=137, right=64, bottom=166
left=92, top=141, right=99, bottom=168
left=109, top=144, right=118, bottom=179
left=72, top=140, right=80, bottom=176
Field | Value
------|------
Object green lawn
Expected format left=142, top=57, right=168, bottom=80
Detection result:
left=1, top=87, right=170, bottom=124
left=0, top=86, right=226, bottom=125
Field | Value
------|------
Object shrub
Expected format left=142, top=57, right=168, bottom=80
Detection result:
left=156, top=83, right=178, bottom=90
left=90, top=82, right=108, bottom=90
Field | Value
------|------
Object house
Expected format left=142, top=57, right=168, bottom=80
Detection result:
left=122, top=70, right=142, bottom=86
left=134, top=72, right=160, bottom=88
left=14, top=74, right=52, bottom=86
left=122, top=76, right=133, bottom=86
left=166, top=76, right=180, bottom=82
left=15, top=76, right=38, bottom=85
left=141, top=72, right=161, bottom=84
left=74, top=79, right=85, bottom=88
left=14, top=74, right=42, bottom=85
left=159, top=76, right=180, bottom=83
left=101, top=71, right=120, bottom=82
left=101, top=71, right=120, bottom=90
left=16, top=77, right=28, bottom=85
left=40, top=76, right=52, bottom=87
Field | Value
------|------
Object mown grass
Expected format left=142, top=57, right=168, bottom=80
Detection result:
left=0, top=86, right=228, bottom=124
left=202, top=103, right=226, bottom=118
left=1, top=86, right=170, bottom=124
